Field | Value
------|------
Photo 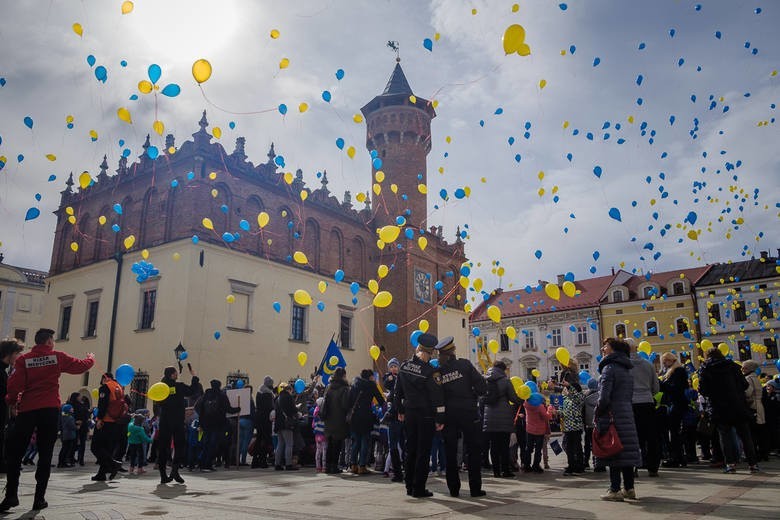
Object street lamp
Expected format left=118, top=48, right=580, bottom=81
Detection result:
left=174, top=342, right=187, bottom=372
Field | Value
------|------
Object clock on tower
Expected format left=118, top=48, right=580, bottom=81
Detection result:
left=414, top=268, right=431, bottom=303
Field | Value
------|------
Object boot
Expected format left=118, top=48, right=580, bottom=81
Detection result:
left=159, top=464, right=173, bottom=484
left=0, top=487, right=19, bottom=513
left=171, top=463, right=185, bottom=483
left=358, top=466, right=370, bottom=475
left=350, top=464, right=359, bottom=474
left=33, top=486, right=48, bottom=511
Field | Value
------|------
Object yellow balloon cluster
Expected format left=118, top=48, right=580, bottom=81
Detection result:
left=502, top=24, right=531, bottom=56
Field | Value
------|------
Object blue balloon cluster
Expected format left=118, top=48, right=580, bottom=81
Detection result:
left=131, top=260, right=159, bottom=283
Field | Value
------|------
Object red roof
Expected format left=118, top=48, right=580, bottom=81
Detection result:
left=470, top=274, right=616, bottom=323
left=616, top=266, right=711, bottom=300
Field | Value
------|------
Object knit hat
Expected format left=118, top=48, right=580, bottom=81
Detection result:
left=587, top=379, right=599, bottom=391
left=61, top=403, right=73, bottom=414
left=387, top=358, right=400, bottom=369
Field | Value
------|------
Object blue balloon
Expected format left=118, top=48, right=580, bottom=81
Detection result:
left=430, top=358, right=439, bottom=368
left=608, top=207, right=622, bottom=222
left=335, top=69, right=345, bottom=80
left=161, top=84, right=180, bottom=97
left=239, top=219, right=250, bottom=231
left=386, top=323, right=398, bottom=333
left=24, top=207, right=40, bottom=221
left=372, top=158, right=383, bottom=170
left=335, top=137, right=345, bottom=149
left=317, top=301, right=325, bottom=312
left=423, top=38, right=433, bottom=51
left=528, top=393, right=544, bottom=406
left=278, top=104, right=288, bottom=115
left=222, top=232, right=235, bottom=243
left=322, top=90, right=331, bottom=102
left=191, top=235, right=199, bottom=243
left=214, top=331, right=221, bottom=340
left=350, top=282, right=360, bottom=295
left=148, top=64, right=162, bottom=84
left=434, top=281, right=443, bottom=291
left=179, top=351, right=188, bottom=361
left=113, top=203, right=123, bottom=215
left=87, top=55, right=96, bottom=67
left=294, top=378, right=306, bottom=394
left=526, top=381, right=538, bottom=393
left=23, top=116, right=33, bottom=129
left=115, top=364, right=135, bottom=386
left=578, top=370, right=591, bottom=385
left=334, top=269, right=345, bottom=282
left=272, top=301, right=281, bottom=313
left=147, top=146, right=159, bottom=159
left=111, top=224, right=121, bottom=233
left=94, top=66, right=107, bottom=83
left=472, top=327, right=480, bottom=337
left=404, top=228, right=414, bottom=240
left=410, top=330, right=423, bottom=347
left=236, top=379, right=245, bottom=389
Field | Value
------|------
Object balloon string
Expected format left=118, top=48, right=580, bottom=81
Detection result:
left=199, top=86, right=278, bottom=116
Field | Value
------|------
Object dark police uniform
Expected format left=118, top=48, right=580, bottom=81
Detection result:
left=436, top=336, right=487, bottom=497
left=394, top=334, right=445, bottom=497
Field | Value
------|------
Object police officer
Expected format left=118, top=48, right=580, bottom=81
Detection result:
left=436, top=336, right=487, bottom=497
left=394, top=333, right=445, bottom=498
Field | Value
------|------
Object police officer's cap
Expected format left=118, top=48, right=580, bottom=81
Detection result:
left=417, top=333, right=438, bottom=352
left=435, top=336, right=455, bottom=352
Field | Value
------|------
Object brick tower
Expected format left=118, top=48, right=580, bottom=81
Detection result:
left=362, top=60, right=466, bottom=364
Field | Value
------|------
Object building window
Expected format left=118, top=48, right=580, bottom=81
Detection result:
left=764, top=338, right=778, bottom=361
left=524, top=331, right=535, bottom=351
left=672, top=281, right=685, bottom=296
left=578, top=361, right=590, bottom=372
left=615, top=323, right=627, bottom=338
left=552, top=362, right=562, bottom=379
left=737, top=340, right=751, bottom=362
left=733, top=302, right=747, bottom=322
left=758, top=297, right=774, bottom=320
left=500, top=333, right=510, bottom=352
left=85, top=300, right=99, bottom=337
left=642, top=286, right=655, bottom=299
left=708, top=303, right=721, bottom=324
left=59, top=303, right=73, bottom=340
left=139, top=289, right=157, bottom=330
left=16, top=293, right=32, bottom=312
left=576, top=325, right=588, bottom=345
left=612, top=290, right=623, bottom=303
left=646, top=320, right=658, bottom=336
left=228, top=279, right=256, bottom=332
left=676, top=318, right=689, bottom=334
left=130, top=371, right=149, bottom=411
left=14, top=329, right=26, bottom=343
left=291, top=304, right=307, bottom=342
left=339, top=314, right=352, bottom=349
left=550, top=328, right=562, bottom=347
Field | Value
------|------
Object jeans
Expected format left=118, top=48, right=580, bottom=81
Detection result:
left=563, top=430, right=584, bottom=471
left=524, top=433, right=544, bottom=469
left=200, top=429, right=222, bottom=468
left=275, top=428, right=294, bottom=467
left=717, top=421, right=756, bottom=465
left=5, top=408, right=59, bottom=501
left=430, top=432, right=446, bottom=471
left=127, top=443, right=146, bottom=467
left=350, top=431, right=370, bottom=467
left=609, top=465, right=635, bottom=492
left=388, top=420, right=404, bottom=477
left=239, top=418, right=253, bottom=464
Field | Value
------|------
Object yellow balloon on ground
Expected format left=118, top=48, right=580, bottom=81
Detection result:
left=700, top=339, right=713, bottom=350
left=419, top=319, right=429, bottom=333
left=545, top=283, right=561, bottom=301
left=202, top=217, right=214, bottom=230
left=518, top=384, right=532, bottom=400
left=487, top=305, right=501, bottom=323
left=369, top=345, right=381, bottom=361
left=294, top=290, right=312, bottom=306
left=488, top=339, right=499, bottom=354
left=293, top=251, right=308, bottom=264
left=141, top=249, right=149, bottom=260
left=123, top=235, right=135, bottom=250
left=555, top=347, right=571, bottom=367
left=562, top=281, right=576, bottom=298
left=638, top=341, right=652, bottom=355
left=378, top=225, right=401, bottom=243
left=373, top=291, right=393, bottom=308
left=172, top=252, right=181, bottom=261
left=418, top=236, right=427, bottom=250
left=531, top=369, right=541, bottom=378
left=318, top=281, right=327, bottom=293
left=368, top=279, right=379, bottom=294
left=297, top=352, right=307, bottom=367
left=506, top=326, right=516, bottom=340
left=148, top=382, right=171, bottom=402
left=718, top=342, right=729, bottom=356
left=192, top=59, right=212, bottom=84
left=117, top=107, right=132, bottom=124
left=226, top=294, right=235, bottom=304
left=78, top=172, right=92, bottom=189
left=257, top=212, right=269, bottom=228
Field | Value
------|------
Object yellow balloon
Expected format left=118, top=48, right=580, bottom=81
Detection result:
left=419, top=319, right=429, bottom=333
left=78, top=171, right=92, bottom=189
left=506, top=326, right=516, bottom=340
left=293, top=251, right=308, bottom=264
left=510, top=376, right=524, bottom=395
left=91, top=388, right=99, bottom=400
left=562, top=281, right=576, bottom=298
left=531, top=369, right=541, bottom=378
left=70, top=242, right=79, bottom=252
left=138, top=80, right=153, bottom=94
left=299, top=102, right=308, bottom=113
left=297, top=352, right=308, bottom=367
left=257, top=211, right=270, bottom=228
left=202, top=217, right=214, bottom=230
left=72, top=23, right=83, bottom=37
left=172, top=252, right=181, bottom=261
left=346, top=146, right=356, bottom=159
left=545, top=283, right=561, bottom=301
left=638, top=341, right=652, bottom=355
left=373, top=291, right=393, bottom=308
left=121, top=1, right=134, bottom=14
left=123, top=235, right=135, bottom=250
left=473, top=278, right=483, bottom=292
left=375, top=170, right=385, bottom=183
left=539, top=79, right=547, bottom=89
left=488, top=339, right=499, bottom=354
left=270, top=29, right=280, bottom=39
left=353, top=114, right=364, bottom=123
left=369, top=345, right=381, bottom=361
left=226, top=294, right=235, bottom=304
left=318, top=280, right=327, bottom=293
left=390, top=184, right=398, bottom=193
left=279, top=58, right=290, bottom=69
left=66, top=206, right=74, bottom=215
left=417, top=184, right=428, bottom=194
left=98, top=215, right=106, bottom=226
left=377, top=264, right=389, bottom=279
left=141, top=249, right=149, bottom=260
left=300, top=190, right=308, bottom=201
left=368, top=279, right=379, bottom=295
left=700, top=339, right=714, bottom=350
left=555, top=347, right=571, bottom=367
left=148, top=382, right=171, bottom=402
left=294, top=289, right=312, bottom=306
left=418, top=236, right=427, bottom=250
left=718, top=342, right=729, bottom=356
left=502, top=24, right=526, bottom=55
left=378, top=225, right=401, bottom=243
left=192, top=59, right=212, bottom=84
left=67, top=215, right=77, bottom=225
left=213, top=127, right=222, bottom=139
left=117, top=107, right=132, bottom=124
left=211, top=189, right=218, bottom=198
left=459, top=276, right=469, bottom=289
left=518, top=43, right=531, bottom=56
left=518, top=384, right=532, bottom=400
left=487, top=305, right=501, bottom=323
left=329, top=355, right=339, bottom=366
left=691, top=378, right=699, bottom=390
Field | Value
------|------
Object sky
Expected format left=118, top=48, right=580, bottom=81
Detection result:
left=0, top=0, right=778, bottom=302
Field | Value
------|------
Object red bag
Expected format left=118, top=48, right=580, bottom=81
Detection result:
left=592, top=416, right=623, bottom=458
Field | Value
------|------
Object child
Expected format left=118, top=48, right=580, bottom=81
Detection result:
left=127, top=414, right=153, bottom=474
left=523, top=398, right=553, bottom=473
left=561, top=383, right=585, bottom=475
left=57, top=404, right=77, bottom=468
left=312, top=398, right=327, bottom=472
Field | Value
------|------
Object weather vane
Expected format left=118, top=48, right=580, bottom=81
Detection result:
left=387, top=40, right=400, bottom=62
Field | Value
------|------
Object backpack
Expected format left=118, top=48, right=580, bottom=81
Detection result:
left=483, top=379, right=500, bottom=405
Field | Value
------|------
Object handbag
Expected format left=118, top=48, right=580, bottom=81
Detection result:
left=592, top=414, right=623, bottom=458
left=696, top=415, right=714, bottom=436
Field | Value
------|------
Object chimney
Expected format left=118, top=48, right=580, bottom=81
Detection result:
left=611, top=267, right=615, bottom=275
left=556, top=274, right=565, bottom=285
left=0, top=253, right=4, bottom=263
left=760, top=251, right=768, bottom=260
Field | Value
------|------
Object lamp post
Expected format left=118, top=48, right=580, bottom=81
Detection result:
left=174, top=342, right=187, bottom=372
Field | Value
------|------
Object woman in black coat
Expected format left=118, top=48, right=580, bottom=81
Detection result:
left=323, top=368, right=351, bottom=474
left=659, top=352, right=689, bottom=467
left=348, top=369, right=385, bottom=474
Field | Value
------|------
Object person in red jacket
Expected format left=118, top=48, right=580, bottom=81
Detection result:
left=1, top=328, right=94, bottom=513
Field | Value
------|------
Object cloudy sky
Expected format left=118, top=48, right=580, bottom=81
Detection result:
left=0, top=1, right=778, bottom=298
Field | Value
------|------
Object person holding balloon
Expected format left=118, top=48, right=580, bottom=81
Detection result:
left=153, top=365, right=200, bottom=484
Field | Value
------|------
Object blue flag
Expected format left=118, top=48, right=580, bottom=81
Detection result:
left=317, top=340, right=346, bottom=385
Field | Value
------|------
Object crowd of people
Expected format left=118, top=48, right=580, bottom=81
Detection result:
left=0, top=328, right=778, bottom=511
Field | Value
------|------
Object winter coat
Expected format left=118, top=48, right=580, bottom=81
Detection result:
left=482, top=366, right=521, bottom=433
left=524, top=401, right=553, bottom=436
left=127, top=423, right=153, bottom=445
left=0, top=360, right=9, bottom=423
left=584, top=390, right=598, bottom=427
left=698, top=357, right=752, bottom=426
left=595, top=352, right=641, bottom=467
left=348, top=376, right=385, bottom=435
left=630, top=354, right=659, bottom=404
left=660, top=366, right=689, bottom=412
left=158, top=375, right=200, bottom=426
left=323, top=377, right=351, bottom=440
left=255, top=385, right=275, bottom=440
left=195, top=388, right=239, bottom=430
left=275, top=390, right=298, bottom=431
left=60, top=413, right=77, bottom=441
left=744, top=373, right=765, bottom=424
left=560, top=388, right=585, bottom=432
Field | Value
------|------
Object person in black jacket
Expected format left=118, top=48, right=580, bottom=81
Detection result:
left=0, top=339, right=24, bottom=473
left=395, top=333, right=445, bottom=498
left=659, top=352, right=689, bottom=467
left=348, top=369, right=385, bottom=474
left=195, top=380, right=239, bottom=471
left=274, top=382, right=299, bottom=470
left=436, top=336, right=487, bottom=498
left=252, top=376, right=275, bottom=468
left=383, top=358, right=404, bottom=482
left=157, top=365, right=199, bottom=484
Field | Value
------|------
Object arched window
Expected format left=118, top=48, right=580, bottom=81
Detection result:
left=303, top=218, right=320, bottom=271
left=329, top=228, right=344, bottom=272
left=646, top=320, right=658, bottom=336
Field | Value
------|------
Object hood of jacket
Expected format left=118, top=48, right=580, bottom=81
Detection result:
left=702, top=356, right=735, bottom=375
left=328, top=377, right=349, bottom=390
left=486, top=366, right=507, bottom=382
left=598, top=352, right=633, bottom=372
left=352, top=376, right=374, bottom=393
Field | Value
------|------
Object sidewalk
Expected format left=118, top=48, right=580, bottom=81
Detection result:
left=3, top=455, right=778, bottom=519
